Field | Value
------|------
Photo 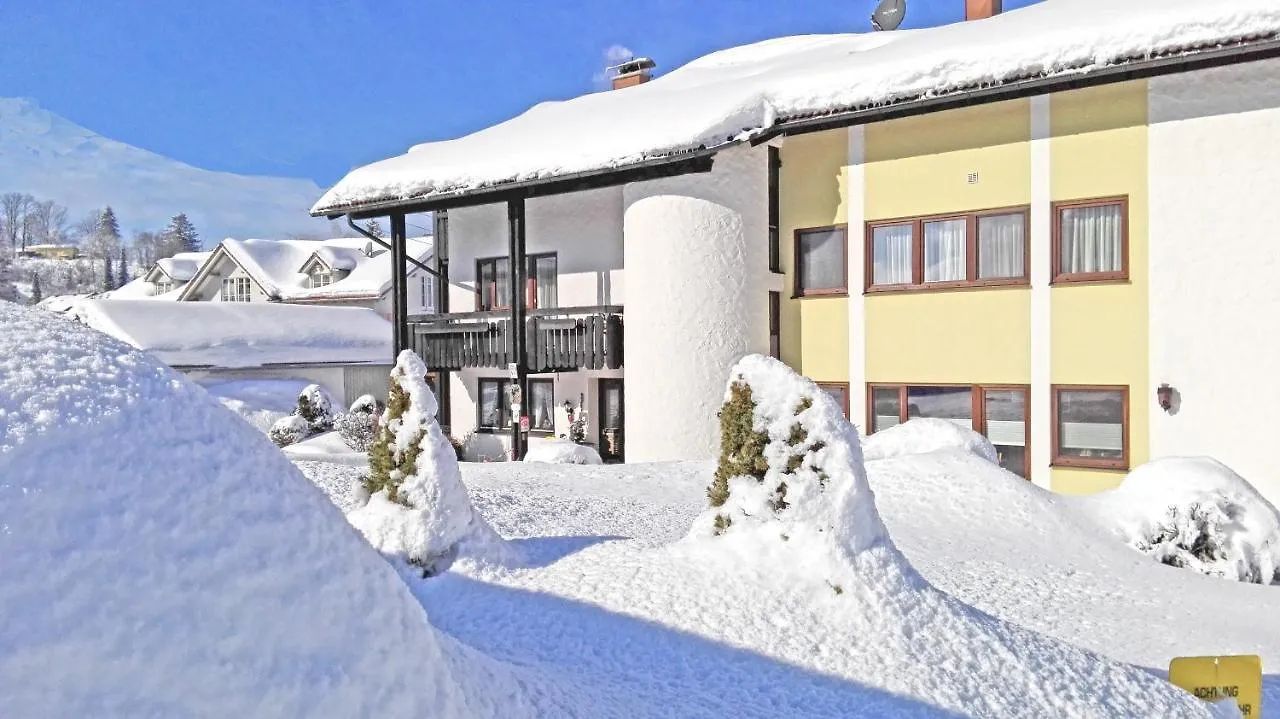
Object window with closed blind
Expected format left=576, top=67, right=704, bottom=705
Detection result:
left=868, top=383, right=1031, bottom=480
left=1052, top=385, right=1128, bottom=469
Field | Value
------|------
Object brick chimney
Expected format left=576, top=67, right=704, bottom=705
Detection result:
left=610, top=57, right=656, bottom=90
left=965, top=0, right=1001, bottom=21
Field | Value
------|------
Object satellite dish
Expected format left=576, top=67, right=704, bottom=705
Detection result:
left=872, top=0, right=906, bottom=30
left=364, top=241, right=375, bottom=257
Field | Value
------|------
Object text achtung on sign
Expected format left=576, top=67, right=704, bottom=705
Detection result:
left=1169, top=654, right=1261, bottom=717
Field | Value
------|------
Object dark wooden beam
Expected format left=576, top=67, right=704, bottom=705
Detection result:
left=507, top=198, right=528, bottom=461
left=390, top=213, right=409, bottom=357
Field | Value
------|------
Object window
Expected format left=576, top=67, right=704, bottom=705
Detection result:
left=866, top=207, right=1028, bottom=292
left=221, top=276, right=252, bottom=302
left=528, top=379, right=555, bottom=433
left=794, top=226, right=847, bottom=296
left=476, top=253, right=557, bottom=311
left=420, top=274, right=437, bottom=313
left=478, top=378, right=511, bottom=431
left=1052, top=197, right=1127, bottom=283
left=1052, top=385, right=1128, bottom=469
left=869, top=383, right=1031, bottom=480
left=768, top=147, right=781, bottom=274
left=477, top=378, right=555, bottom=433
left=154, top=280, right=173, bottom=294
left=307, top=267, right=332, bottom=288
left=816, top=382, right=850, bottom=418
left=768, top=291, right=781, bottom=359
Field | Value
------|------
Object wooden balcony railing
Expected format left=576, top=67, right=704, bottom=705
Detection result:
left=408, top=305, right=623, bottom=372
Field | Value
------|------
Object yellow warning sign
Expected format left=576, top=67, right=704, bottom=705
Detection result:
left=1169, top=655, right=1262, bottom=717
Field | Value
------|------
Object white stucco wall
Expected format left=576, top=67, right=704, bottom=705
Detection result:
left=1148, top=57, right=1280, bottom=505
left=622, top=144, right=769, bottom=462
left=446, top=185, right=625, bottom=311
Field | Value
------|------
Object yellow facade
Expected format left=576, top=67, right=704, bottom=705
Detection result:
left=1048, top=81, right=1149, bottom=494
left=863, top=98, right=1033, bottom=387
left=776, top=81, right=1153, bottom=495
left=778, top=129, right=850, bottom=385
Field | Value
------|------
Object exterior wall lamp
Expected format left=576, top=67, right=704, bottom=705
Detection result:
left=1157, top=383, right=1175, bottom=412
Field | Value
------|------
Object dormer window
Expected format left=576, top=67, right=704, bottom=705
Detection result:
left=307, top=267, right=333, bottom=288
left=221, top=276, right=252, bottom=302
left=155, top=281, right=173, bottom=294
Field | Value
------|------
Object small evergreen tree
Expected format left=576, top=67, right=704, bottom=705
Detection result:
left=118, top=247, right=129, bottom=286
left=708, top=381, right=769, bottom=508
left=366, top=370, right=420, bottom=506
left=29, top=273, right=42, bottom=304
left=362, top=218, right=385, bottom=239
left=102, top=252, right=116, bottom=290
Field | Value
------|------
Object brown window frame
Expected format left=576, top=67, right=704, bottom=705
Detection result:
left=793, top=224, right=849, bottom=298
left=866, top=382, right=1032, bottom=481
left=768, top=147, right=782, bottom=274
left=864, top=205, right=1030, bottom=294
left=475, top=252, right=558, bottom=311
left=476, top=377, right=556, bottom=435
left=1050, top=384, right=1130, bottom=471
left=1050, top=196, right=1129, bottom=284
left=768, top=291, right=781, bottom=359
left=815, top=381, right=851, bottom=418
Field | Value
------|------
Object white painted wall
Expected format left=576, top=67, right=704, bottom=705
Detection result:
left=446, top=185, right=626, bottom=311
left=622, top=144, right=769, bottom=462
left=1148, top=57, right=1280, bottom=505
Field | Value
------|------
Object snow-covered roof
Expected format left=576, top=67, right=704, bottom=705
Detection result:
left=313, top=0, right=1280, bottom=216
left=72, top=299, right=393, bottom=369
left=181, top=236, right=431, bottom=303
left=151, top=251, right=212, bottom=282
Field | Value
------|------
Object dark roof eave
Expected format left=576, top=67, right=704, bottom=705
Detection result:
left=313, top=146, right=722, bottom=219
left=754, top=34, right=1280, bottom=144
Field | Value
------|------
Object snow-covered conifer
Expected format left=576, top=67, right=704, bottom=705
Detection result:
left=296, top=384, right=334, bottom=434
left=268, top=414, right=309, bottom=448
left=351, top=350, right=511, bottom=576
left=337, top=394, right=382, bottom=452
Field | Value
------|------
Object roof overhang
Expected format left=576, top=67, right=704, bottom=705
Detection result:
left=753, top=34, right=1280, bottom=144
left=314, top=149, right=718, bottom=220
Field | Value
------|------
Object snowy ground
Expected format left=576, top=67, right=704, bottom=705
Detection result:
left=298, top=453, right=1280, bottom=716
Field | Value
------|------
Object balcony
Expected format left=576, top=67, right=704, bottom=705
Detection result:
left=408, top=305, right=623, bottom=372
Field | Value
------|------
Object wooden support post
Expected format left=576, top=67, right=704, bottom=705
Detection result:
left=507, top=198, right=529, bottom=461
left=390, top=213, right=409, bottom=357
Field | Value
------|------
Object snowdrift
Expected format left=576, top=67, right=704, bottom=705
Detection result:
left=0, top=303, right=527, bottom=717
left=863, top=417, right=999, bottom=464
left=524, top=439, right=604, bottom=465
left=1080, top=457, right=1280, bottom=584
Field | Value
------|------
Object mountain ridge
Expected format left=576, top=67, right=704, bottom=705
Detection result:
left=0, top=97, right=327, bottom=244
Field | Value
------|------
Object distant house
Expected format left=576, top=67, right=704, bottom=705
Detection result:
left=143, top=252, right=212, bottom=296
left=19, top=244, right=79, bottom=260
left=70, top=299, right=396, bottom=406
left=176, top=237, right=435, bottom=319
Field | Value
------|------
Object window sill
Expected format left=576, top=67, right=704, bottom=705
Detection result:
left=792, top=289, right=849, bottom=299
left=864, top=279, right=1030, bottom=295
left=1050, top=457, right=1129, bottom=471
left=1050, top=273, right=1130, bottom=286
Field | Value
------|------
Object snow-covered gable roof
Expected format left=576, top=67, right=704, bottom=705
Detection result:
left=72, top=299, right=393, bottom=369
left=313, top=0, right=1280, bottom=216
left=181, top=236, right=431, bottom=303
left=151, top=251, right=212, bottom=282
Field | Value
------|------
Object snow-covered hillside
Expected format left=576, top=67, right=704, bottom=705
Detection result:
left=0, top=98, right=325, bottom=241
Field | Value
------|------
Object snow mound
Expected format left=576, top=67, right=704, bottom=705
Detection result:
left=524, top=439, right=603, bottom=465
left=349, top=350, right=514, bottom=574
left=0, top=302, right=514, bottom=717
left=863, top=417, right=999, bottom=464
left=693, top=354, right=889, bottom=558
left=1082, top=457, right=1280, bottom=584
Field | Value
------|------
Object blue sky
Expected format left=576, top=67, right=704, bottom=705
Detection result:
left=1, top=0, right=1039, bottom=187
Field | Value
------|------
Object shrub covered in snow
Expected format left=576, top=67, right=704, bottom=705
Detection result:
left=1088, top=457, right=1280, bottom=585
left=268, top=413, right=310, bottom=448
left=861, top=417, right=998, bottom=464
left=336, top=394, right=383, bottom=452
left=297, top=383, right=335, bottom=434
left=523, top=439, right=603, bottom=465
left=694, top=355, right=888, bottom=559
left=352, top=350, right=512, bottom=576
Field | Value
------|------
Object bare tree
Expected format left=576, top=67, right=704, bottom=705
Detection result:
left=1, top=192, right=34, bottom=253
left=28, top=200, right=69, bottom=246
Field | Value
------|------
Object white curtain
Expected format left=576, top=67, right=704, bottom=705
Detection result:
left=978, top=213, right=1025, bottom=279
left=530, top=382, right=554, bottom=431
left=1060, top=205, right=1123, bottom=274
left=924, top=219, right=966, bottom=282
left=872, top=224, right=912, bottom=285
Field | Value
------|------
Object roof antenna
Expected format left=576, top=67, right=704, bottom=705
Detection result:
left=872, top=0, right=906, bottom=30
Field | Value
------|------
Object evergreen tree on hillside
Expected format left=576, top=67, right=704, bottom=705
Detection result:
left=29, top=273, right=42, bottom=305
left=103, top=252, right=116, bottom=291
left=164, top=213, right=200, bottom=254
left=362, top=218, right=385, bottom=239
left=96, top=207, right=121, bottom=244
left=118, top=247, right=129, bottom=286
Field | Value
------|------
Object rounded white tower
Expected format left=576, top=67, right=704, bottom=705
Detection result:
left=622, top=145, right=769, bottom=462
